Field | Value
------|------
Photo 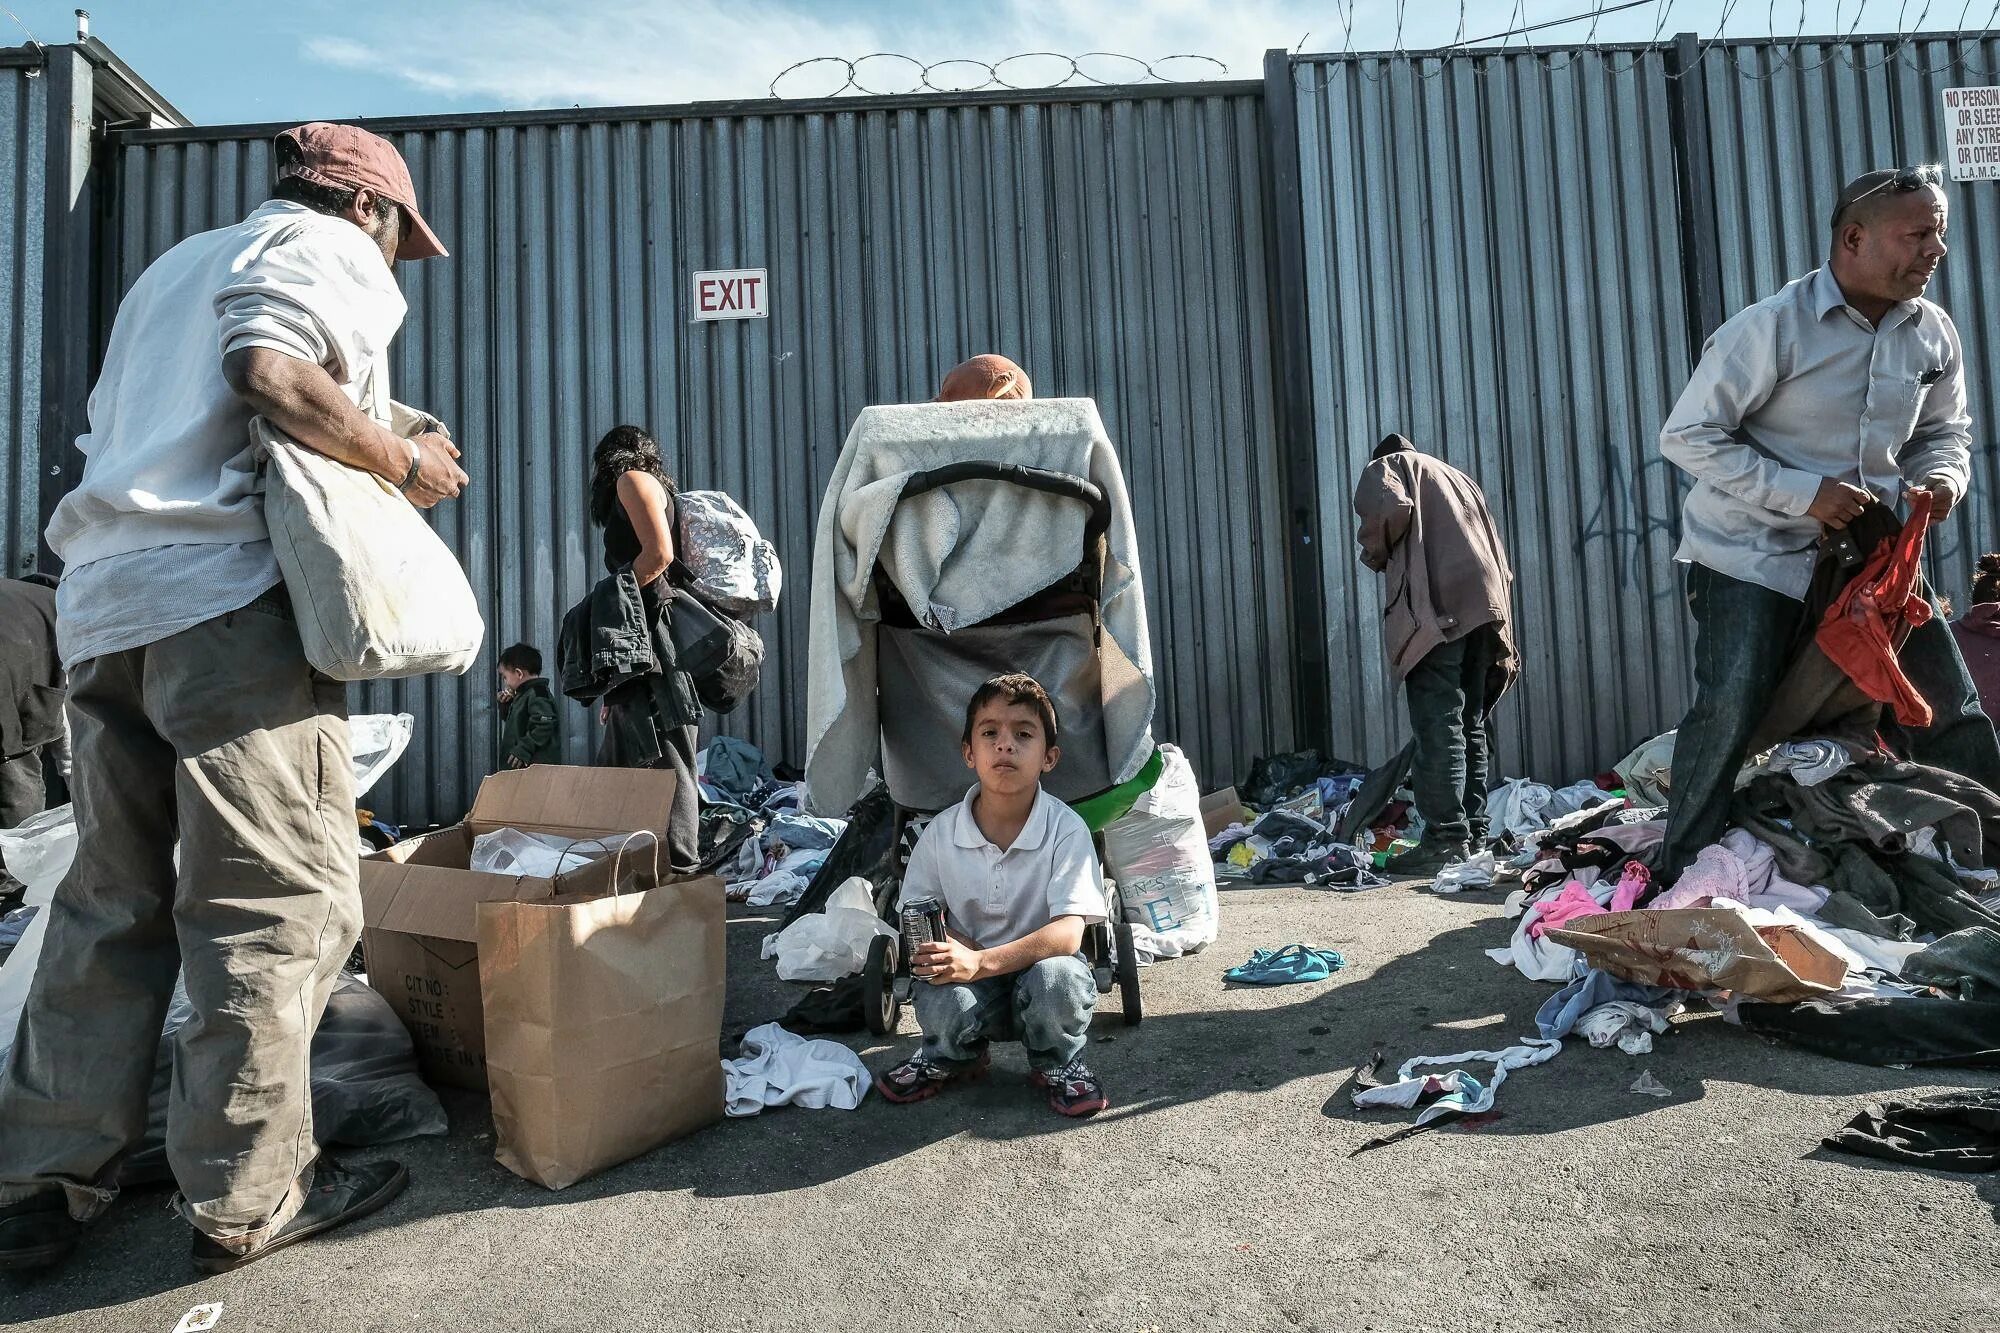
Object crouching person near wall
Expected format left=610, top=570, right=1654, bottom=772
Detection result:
left=0, top=123, right=465, bottom=1274
left=874, top=674, right=1109, bottom=1118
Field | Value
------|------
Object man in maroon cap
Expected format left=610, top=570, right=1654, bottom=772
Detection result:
left=0, top=123, right=464, bottom=1273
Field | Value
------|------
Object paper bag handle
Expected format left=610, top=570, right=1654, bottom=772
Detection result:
left=551, top=830, right=662, bottom=897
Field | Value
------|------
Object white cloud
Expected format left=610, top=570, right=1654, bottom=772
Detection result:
left=304, top=1, right=883, bottom=107
left=300, top=0, right=1409, bottom=110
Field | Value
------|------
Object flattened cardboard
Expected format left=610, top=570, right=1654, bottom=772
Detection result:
left=359, top=765, right=678, bottom=1089
left=1547, top=907, right=1847, bottom=1004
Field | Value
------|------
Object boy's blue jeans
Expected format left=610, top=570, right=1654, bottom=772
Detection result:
left=911, top=956, right=1096, bottom=1072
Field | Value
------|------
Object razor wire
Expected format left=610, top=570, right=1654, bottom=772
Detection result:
left=767, top=51, right=1230, bottom=100
left=1276, top=0, right=1999, bottom=89
left=764, top=1, right=2000, bottom=105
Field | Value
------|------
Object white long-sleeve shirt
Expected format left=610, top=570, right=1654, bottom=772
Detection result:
left=1659, top=265, right=1973, bottom=599
left=49, top=200, right=406, bottom=666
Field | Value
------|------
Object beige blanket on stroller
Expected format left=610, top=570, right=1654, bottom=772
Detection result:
left=804, top=398, right=1156, bottom=815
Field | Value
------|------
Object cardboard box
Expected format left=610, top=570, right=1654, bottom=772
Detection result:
left=1200, top=786, right=1244, bottom=840
left=359, top=765, right=682, bottom=1089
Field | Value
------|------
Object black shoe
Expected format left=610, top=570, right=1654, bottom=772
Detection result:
left=189, top=1158, right=408, bottom=1275
left=0, top=1191, right=80, bottom=1271
left=1384, top=839, right=1472, bottom=879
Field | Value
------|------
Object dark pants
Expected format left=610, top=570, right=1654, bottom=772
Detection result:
left=1403, top=624, right=1505, bottom=845
left=1658, top=563, right=2000, bottom=881
left=0, top=750, right=44, bottom=830
left=595, top=690, right=700, bottom=874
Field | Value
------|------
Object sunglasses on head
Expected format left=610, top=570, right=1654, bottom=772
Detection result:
left=1847, top=164, right=1944, bottom=207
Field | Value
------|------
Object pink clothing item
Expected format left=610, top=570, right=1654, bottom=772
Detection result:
left=1608, top=861, right=1650, bottom=912
left=1527, top=882, right=1609, bottom=940
left=1654, top=829, right=1829, bottom=913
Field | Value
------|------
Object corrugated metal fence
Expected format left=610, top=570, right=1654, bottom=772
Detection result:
left=19, top=32, right=2000, bottom=823
left=1291, top=46, right=1694, bottom=781
left=110, top=87, right=1298, bottom=824
left=0, top=56, right=47, bottom=579
left=1288, top=33, right=2000, bottom=787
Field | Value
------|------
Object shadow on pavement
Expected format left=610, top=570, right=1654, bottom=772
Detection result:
left=11, top=896, right=1997, bottom=1321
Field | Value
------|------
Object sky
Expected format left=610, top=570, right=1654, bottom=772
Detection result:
left=0, top=0, right=1990, bottom=126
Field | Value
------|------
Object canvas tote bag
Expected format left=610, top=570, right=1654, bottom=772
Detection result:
left=255, top=401, right=484, bottom=680
left=477, top=834, right=727, bottom=1189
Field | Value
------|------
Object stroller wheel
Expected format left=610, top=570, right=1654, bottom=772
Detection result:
left=864, top=934, right=900, bottom=1035
left=1114, top=922, right=1143, bottom=1026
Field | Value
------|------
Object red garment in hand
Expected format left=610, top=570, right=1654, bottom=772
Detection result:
left=1816, top=491, right=1935, bottom=727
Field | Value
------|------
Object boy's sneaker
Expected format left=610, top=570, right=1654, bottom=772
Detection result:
left=873, top=1050, right=989, bottom=1104
left=1031, top=1058, right=1108, bottom=1118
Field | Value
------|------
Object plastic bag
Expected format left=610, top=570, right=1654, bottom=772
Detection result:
left=116, top=974, right=448, bottom=1188
left=760, top=876, right=894, bottom=981
left=349, top=713, right=416, bottom=798
left=1103, top=745, right=1218, bottom=960
left=676, top=490, right=782, bottom=617
left=783, top=782, right=899, bottom=926
left=0, top=806, right=78, bottom=1049
left=468, top=828, right=651, bottom=878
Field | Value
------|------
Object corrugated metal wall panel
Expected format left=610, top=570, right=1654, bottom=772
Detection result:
left=1703, top=35, right=2000, bottom=605
left=109, top=90, right=1295, bottom=825
left=0, top=62, right=47, bottom=578
left=1293, top=50, right=1694, bottom=783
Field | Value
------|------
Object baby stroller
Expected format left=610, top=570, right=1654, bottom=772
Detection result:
left=800, top=398, right=1162, bottom=1035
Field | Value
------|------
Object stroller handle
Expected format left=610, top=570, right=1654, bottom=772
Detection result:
left=898, top=462, right=1111, bottom=540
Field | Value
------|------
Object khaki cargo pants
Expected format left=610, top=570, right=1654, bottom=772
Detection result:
left=0, top=589, right=359, bottom=1252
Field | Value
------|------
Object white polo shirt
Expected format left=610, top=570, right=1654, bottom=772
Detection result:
left=902, top=784, right=1105, bottom=951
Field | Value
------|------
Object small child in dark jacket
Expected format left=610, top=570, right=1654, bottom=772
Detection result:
left=497, top=643, right=561, bottom=770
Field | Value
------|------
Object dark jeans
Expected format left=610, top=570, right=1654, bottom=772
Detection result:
left=1403, top=624, right=1505, bottom=844
left=1657, top=563, right=2000, bottom=881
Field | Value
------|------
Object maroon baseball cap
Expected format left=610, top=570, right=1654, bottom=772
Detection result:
left=274, top=122, right=447, bottom=261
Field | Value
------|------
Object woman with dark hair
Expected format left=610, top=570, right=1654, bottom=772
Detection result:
left=1951, top=554, right=2000, bottom=728
left=589, top=424, right=700, bottom=869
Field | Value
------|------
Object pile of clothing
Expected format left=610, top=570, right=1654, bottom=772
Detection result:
left=694, top=737, right=848, bottom=908
left=1210, top=746, right=1638, bottom=890
left=1487, top=741, right=2000, bottom=1069
left=1206, top=750, right=1383, bottom=888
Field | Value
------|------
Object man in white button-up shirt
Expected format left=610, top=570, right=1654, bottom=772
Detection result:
left=1655, top=166, right=2000, bottom=881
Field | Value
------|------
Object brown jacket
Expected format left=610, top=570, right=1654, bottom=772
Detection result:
left=1353, top=439, right=1518, bottom=685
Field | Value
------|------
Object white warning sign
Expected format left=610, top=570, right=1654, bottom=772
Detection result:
left=1942, top=86, right=2000, bottom=181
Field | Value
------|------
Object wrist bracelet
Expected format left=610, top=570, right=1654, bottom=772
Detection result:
left=397, top=440, right=422, bottom=492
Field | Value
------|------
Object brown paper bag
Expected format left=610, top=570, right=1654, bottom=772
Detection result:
left=1546, top=907, right=1847, bottom=1003
left=477, top=841, right=726, bottom=1190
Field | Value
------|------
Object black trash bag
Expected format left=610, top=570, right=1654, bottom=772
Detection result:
left=1334, top=740, right=1417, bottom=845
left=1242, top=750, right=1326, bottom=809
left=781, top=782, right=900, bottom=927
left=115, top=974, right=449, bottom=1188
left=781, top=975, right=870, bottom=1035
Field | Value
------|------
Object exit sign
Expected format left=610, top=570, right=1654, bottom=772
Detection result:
left=691, top=268, right=768, bottom=321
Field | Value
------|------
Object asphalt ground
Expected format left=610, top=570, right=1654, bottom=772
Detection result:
left=7, top=880, right=1999, bottom=1332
